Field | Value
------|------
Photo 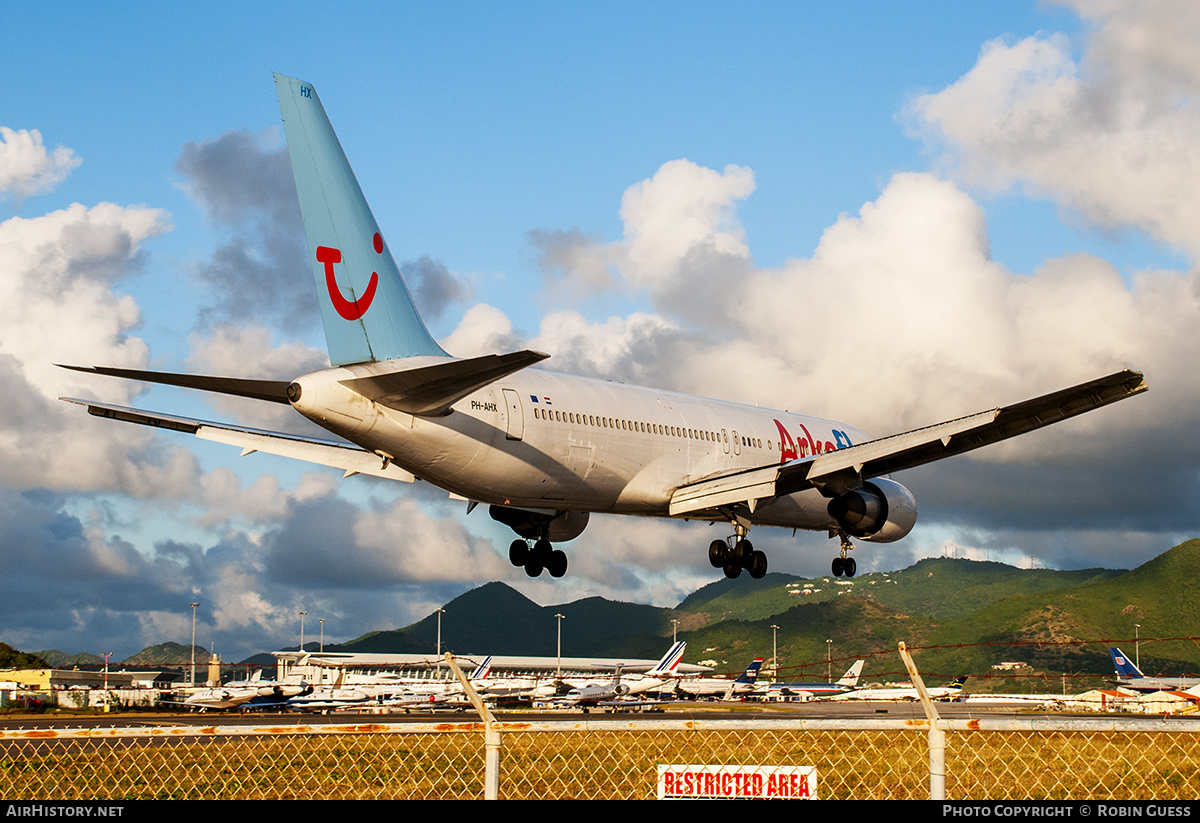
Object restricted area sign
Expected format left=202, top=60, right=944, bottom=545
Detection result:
left=656, top=764, right=817, bottom=799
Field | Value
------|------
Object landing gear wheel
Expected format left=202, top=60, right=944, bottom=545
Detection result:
left=709, top=540, right=728, bottom=568
left=843, top=557, right=857, bottom=577
left=723, top=563, right=742, bottom=579
left=831, top=556, right=845, bottom=577
left=509, top=539, right=529, bottom=567
left=547, top=549, right=568, bottom=578
left=748, top=550, right=768, bottom=579
left=525, top=538, right=553, bottom=577
left=733, top=538, right=754, bottom=568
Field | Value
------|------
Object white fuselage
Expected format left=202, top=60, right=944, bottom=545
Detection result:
left=290, top=359, right=872, bottom=532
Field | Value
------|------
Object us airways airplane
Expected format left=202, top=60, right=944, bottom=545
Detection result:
left=60, top=74, right=1148, bottom=582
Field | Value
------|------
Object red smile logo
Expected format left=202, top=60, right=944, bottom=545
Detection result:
left=316, top=233, right=383, bottom=320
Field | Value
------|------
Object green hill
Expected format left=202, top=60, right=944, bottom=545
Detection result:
left=9, top=539, right=1199, bottom=689
left=339, top=581, right=682, bottom=659
left=0, top=643, right=48, bottom=669
left=122, top=642, right=206, bottom=667
left=321, top=540, right=1200, bottom=684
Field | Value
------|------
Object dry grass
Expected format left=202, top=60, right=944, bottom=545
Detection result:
left=2, top=727, right=1198, bottom=799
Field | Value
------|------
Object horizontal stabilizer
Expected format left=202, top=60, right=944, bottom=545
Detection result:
left=58, top=365, right=292, bottom=405
left=339, top=350, right=550, bottom=416
left=669, top=368, right=1147, bottom=516
left=58, top=398, right=416, bottom=482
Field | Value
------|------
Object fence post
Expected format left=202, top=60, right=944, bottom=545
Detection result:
left=444, top=652, right=502, bottom=800
left=897, top=641, right=946, bottom=801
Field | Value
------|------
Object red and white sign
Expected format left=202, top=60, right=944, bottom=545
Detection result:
left=656, top=764, right=817, bottom=800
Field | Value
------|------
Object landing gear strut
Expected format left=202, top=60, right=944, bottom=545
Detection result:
left=830, top=530, right=856, bottom=578
left=509, top=538, right=567, bottom=578
left=708, top=520, right=768, bottom=580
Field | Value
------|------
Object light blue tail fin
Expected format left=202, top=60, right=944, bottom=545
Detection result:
left=274, top=73, right=447, bottom=366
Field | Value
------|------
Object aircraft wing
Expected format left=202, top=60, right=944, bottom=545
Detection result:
left=58, top=398, right=417, bottom=482
left=669, top=368, right=1147, bottom=516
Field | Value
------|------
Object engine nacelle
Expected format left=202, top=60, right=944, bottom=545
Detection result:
left=827, top=478, right=917, bottom=543
left=488, top=506, right=590, bottom=543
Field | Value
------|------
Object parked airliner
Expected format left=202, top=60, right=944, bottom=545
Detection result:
left=1108, top=648, right=1200, bottom=693
left=61, top=74, right=1148, bottom=581
left=764, top=659, right=865, bottom=701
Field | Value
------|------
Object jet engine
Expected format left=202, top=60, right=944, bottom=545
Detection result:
left=488, top=506, right=590, bottom=542
left=826, top=478, right=917, bottom=543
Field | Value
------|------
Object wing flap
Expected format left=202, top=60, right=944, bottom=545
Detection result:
left=60, top=398, right=415, bottom=482
left=668, top=465, right=781, bottom=516
left=669, top=369, right=1147, bottom=516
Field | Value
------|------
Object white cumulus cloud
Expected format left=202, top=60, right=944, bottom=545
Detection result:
left=0, top=127, right=81, bottom=201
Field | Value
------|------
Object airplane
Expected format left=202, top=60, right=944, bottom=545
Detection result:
left=764, top=659, right=865, bottom=701
left=1108, top=648, right=1200, bottom=694
left=59, top=74, right=1148, bottom=582
left=284, top=669, right=371, bottom=712
left=548, top=641, right=689, bottom=697
left=180, top=684, right=261, bottom=711
left=177, top=670, right=312, bottom=711
left=675, top=657, right=765, bottom=700
left=285, top=687, right=372, bottom=712
left=829, top=676, right=967, bottom=702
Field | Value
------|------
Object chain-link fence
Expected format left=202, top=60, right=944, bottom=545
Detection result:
left=2, top=716, right=1199, bottom=799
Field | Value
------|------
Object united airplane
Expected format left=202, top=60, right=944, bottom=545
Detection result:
left=61, top=74, right=1148, bottom=582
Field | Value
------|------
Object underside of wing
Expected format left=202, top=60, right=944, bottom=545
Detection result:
left=59, top=398, right=416, bottom=482
left=669, top=368, right=1147, bottom=517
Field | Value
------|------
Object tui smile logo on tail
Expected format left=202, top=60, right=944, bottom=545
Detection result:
left=315, top=232, right=383, bottom=320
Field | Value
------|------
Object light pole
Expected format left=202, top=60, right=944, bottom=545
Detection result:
left=189, top=602, right=199, bottom=687
left=1135, top=623, right=1141, bottom=670
left=826, top=639, right=832, bottom=682
left=435, top=608, right=444, bottom=666
left=299, top=610, right=307, bottom=652
left=671, top=619, right=679, bottom=643
left=770, top=625, right=779, bottom=683
left=319, top=618, right=325, bottom=653
left=555, top=614, right=565, bottom=677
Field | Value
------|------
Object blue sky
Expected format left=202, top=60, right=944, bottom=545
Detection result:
left=3, top=1, right=1198, bottom=662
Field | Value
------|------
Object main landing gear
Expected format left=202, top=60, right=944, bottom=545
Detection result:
left=509, top=538, right=568, bottom=579
left=708, top=522, right=768, bottom=580
left=831, top=530, right=856, bottom=578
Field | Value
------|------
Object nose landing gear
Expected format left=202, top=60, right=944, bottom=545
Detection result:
left=830, top=530, right=856, bottom=577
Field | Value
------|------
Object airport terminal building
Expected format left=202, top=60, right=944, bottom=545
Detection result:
left=271, top=651, right=710, bottom=685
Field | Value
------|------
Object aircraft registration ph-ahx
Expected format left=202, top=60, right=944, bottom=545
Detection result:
left=60, top=74, right=1148, bottom=582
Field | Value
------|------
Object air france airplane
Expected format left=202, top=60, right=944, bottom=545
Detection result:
left=61, top=74, right=1148, bottom=582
